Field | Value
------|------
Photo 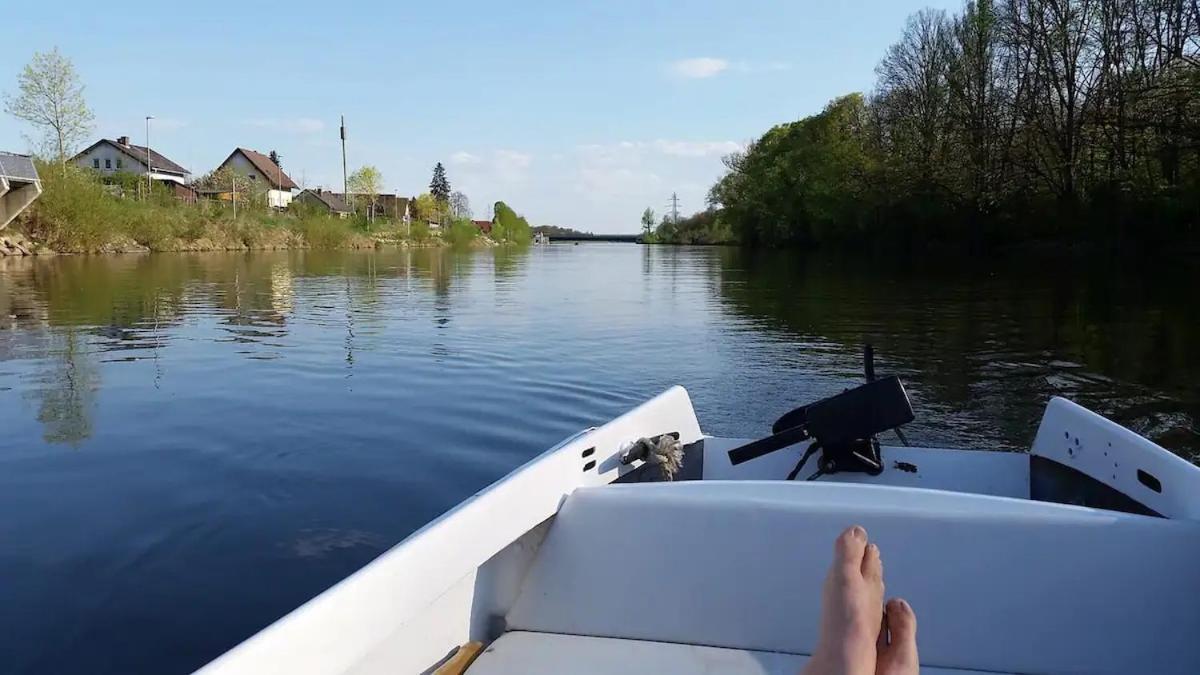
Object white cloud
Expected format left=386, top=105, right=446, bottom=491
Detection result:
left=667, top=57, right=729, bottom=79
left=578, top=139, right=744, bottom=160
left=243, top=117, right=326, bottom=134
left=493, top=149, right=532, bottom=171
left=651, top=139, right=744, bottom=158
left=450, top=151, right=482, bottom=165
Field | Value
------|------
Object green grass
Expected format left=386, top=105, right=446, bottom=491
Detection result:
left=19, top=163, right=373, bottom=253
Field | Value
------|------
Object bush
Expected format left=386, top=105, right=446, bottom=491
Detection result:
left=20, top=160, right=360, bottom=252
left=443, top=218, right=480, bottom=246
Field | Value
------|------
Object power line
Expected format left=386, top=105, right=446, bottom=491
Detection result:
left=666, top=192, right=680, bottom=223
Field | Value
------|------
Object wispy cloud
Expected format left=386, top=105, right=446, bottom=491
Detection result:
left=665, top=57, right=790, bottom=79
left=243, top=117, right=326, bottom=134
left=494, top=149, right=532, bottom=172
left=667, top=57, right=729, bottom=79
left=650, top=140, right=743, bottom=158
left=450, top=151, right=482, bottom=165
left=578, top=139, right=744, bottom=160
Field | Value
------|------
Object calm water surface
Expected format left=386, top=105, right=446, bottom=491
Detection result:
left=1, top=244, right=1197, bottom=673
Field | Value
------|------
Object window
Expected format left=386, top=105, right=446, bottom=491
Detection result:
left=105, top=159, right=112, bottom=169
left=116, top=159, right=123, bottom=169
left=92, top=159, right=100, bottom=169
left=248, top=174, right=257, bottom=181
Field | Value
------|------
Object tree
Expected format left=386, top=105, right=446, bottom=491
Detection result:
left=450, top=190, right=472, bottom=219
left=640, top=207, right=656, bottom=236
left=348, top=165, right=383, bottom=220
left=413, top=193, right=440, bottom=223
left=269, top=150, right=282, bottom=168
left=492, top=201, right=533, bottom=243
left=430, top=162, right=451, bottom=205
left=192, top=166, right=266, bottom=215
left=4, top=48, right=94, bottom=167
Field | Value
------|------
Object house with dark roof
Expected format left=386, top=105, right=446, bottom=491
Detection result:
left=73, top=136, right=190, bottom=184
left=329, top=192, right=411, bottom=223
left=294, top=188, right=352, bottom=218
left=214, top=148, right=298, bottom=209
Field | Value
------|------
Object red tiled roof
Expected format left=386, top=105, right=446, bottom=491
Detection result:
left=473, top=219, right=493, bottom=233
left=222, top=148, right=298, bottom=190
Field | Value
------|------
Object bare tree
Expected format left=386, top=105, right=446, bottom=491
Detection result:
left=876, top=9, right=956, bottom=188
left=449, top=191, right=472, bottom=219
left=4, top=48, right=94, bottom=167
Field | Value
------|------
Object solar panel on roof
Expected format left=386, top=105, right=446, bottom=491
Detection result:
left=0, top=152, right=40, bottom=182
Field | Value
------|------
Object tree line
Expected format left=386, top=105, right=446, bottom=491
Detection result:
left=667, top=0, right=1199, bottom=249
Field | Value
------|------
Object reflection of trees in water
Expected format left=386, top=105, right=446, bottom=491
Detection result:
left=492, top=245, right=531, bottom=281
left=713, top=248, right=1200, bottom=457
left=28, top=329, right=99, bottom=447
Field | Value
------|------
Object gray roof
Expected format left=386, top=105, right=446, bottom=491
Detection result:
left=0, top=152, right=40, bottom=182
left=298, top=189, right=351, bottom=213
left=74, top=139, right=190, bottom=176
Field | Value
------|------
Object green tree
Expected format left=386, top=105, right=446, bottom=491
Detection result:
left=348, top=165, right=383, bottom=220
left=413, top=193, right=440, bottom=223
left=492, top=201, right=533, bottom=243
left=430, top=162, right=451, bottom=206
left=4, top=48, right=94, bottom=167
left=640, top=207, right=656, bottom=237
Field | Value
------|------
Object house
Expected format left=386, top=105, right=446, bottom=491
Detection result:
left=73, top=136, right=190, bottom=184
left=214, top=148, right=297, bottom=209
left=330, top=192, right=411, bottom=222
left=473, top=219, right=493, bottom=234
left=294, top=188, right=352, bottom=218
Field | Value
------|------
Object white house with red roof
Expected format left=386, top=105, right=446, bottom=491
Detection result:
left=214, top=148, right=298, bottom=209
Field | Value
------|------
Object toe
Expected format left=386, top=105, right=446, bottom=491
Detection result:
left=834, top=525, right=868, bottom=577
left=878, top=598, right=919, bottom=675
left=862, top=542, right=883, bottom=582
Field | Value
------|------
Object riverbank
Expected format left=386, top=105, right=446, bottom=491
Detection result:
left=1, top=164, right=505, bottom=256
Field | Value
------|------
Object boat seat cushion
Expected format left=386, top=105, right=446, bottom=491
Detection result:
left=505, top=481, right=1200, bottom=675
left=468, top=631, right=1000, bottom=675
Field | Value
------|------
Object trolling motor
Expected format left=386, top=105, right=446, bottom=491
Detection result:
left=727, top=345, right=915, bottom=481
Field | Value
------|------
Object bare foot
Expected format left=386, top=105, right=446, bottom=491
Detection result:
left=876, top=598, right=919, bottom=675
left=803, top=525, right=884, bottom=675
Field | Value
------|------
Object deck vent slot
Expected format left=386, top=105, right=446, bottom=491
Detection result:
left=582, top=460, right=596, bottom=472
left=581, top=447, right=595, bottom=459
left=1137, top=469, right=1162, bottom=494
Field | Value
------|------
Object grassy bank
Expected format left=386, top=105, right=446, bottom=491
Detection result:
left=13, top=165, right=424, bottom=254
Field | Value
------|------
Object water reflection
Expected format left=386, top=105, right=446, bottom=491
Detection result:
left=1, top=244, right=1198, bottom=675
left=713, top=247, right=1199, bottom=458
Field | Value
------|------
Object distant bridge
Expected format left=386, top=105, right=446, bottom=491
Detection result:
left=0, top=152, right=42, bottom=230
left=545, top=233, right=642, bottom=243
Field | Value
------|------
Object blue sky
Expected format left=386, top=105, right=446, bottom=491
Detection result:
left=2, top=0, right=960, bottom=232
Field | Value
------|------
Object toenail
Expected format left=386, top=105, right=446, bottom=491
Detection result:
left=851, top=526, right=866, bottom=540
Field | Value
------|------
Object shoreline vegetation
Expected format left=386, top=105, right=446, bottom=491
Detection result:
left=1, top=162, right=535, bottom=255
left=646, top=0, right=1199, bottom=252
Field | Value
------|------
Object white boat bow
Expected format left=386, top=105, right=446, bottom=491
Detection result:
left=196, top=385, right=1200, bottom=675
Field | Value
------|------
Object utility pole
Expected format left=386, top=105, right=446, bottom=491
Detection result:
left=340, top=115, right=350, bottom=209
left=145, top=115, right=154, bottom=199
left=667, top=192, right=680, bottom=224
left=273, top=151, right=283, bottom=210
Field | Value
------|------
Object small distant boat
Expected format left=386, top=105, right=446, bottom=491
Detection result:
left=0, top=152, right=42, bottom=231
left=533, top=232, right=550, bottom=245
left=197, top=359, right=1200, bottom=674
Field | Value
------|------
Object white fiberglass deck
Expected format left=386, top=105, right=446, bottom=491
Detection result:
left=195, top=389, right=1200, bottom=675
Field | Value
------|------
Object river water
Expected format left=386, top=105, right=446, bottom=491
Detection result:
left=1, top=244, right=1196, bottom=673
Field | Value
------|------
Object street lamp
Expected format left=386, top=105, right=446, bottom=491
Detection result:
left=145, top=115, right=154, bottom=199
